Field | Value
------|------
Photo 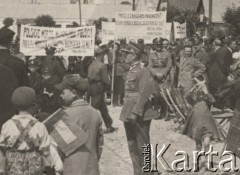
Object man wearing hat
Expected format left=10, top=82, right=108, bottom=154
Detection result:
left=38, top=46, right=66, bottom=113
left=28, top=57, right=42, bottom=96
left=87, top=47, right=117, bottom=133
left=55, top=74, right=103, bottom=175
left=120, top=41, right=157, bottom=175
left=0, top=18, right=29, bottom=87
left=208, top=37, right=235, bottom=95
left=148, top=37, right=173, bottom=120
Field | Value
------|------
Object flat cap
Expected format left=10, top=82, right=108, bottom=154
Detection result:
left=55, top=74, right=88, bottom=93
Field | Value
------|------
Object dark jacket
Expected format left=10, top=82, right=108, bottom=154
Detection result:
left=207, top=47, right=233, bottom=93
left=0, top=49, right=29, bottom=86
left=0, top=65, right=18, bottom=129
left=87, top=59, right=110, bottom=95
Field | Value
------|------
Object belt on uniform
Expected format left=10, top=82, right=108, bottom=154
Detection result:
left=152, top=65, right=162, bottom=68
left=125, top=91, right=139, bottom=97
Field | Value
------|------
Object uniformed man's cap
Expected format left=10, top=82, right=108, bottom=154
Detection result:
left=137, top=38, right=144, bottom=44
left=55, top=74, right=88, bottom=93
left=28, top=56, right=38, bottom=67
left=153, top=37, right=163, bottom=45
left=11, top=87, right=36, bottom=110
left=95, top=47, right=105, bottom=56
left=45, top=46, right=56, bottom=55
left=128, top=41, right=144, bottom=53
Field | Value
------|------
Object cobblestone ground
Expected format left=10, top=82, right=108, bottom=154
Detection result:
left=100, top=106, right=240, bottom=175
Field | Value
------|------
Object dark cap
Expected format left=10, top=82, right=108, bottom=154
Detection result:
left=137, top=38, right=144, bottom=44
left=95, top=47, right=105, bottom=56
left=153, top=37, right=163, bottom=45
left=55, top=74, right=88, bottom=93
left=11, top=87, right=36, bottom=110
left=45, top=46, right=56, bottom=55
left=128, top=41, right=144, bottom=54
left=0, top=27, right=15, bottom=47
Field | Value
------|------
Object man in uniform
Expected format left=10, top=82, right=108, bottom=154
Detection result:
left=88, top=48, right=117, bottom=133
left=120, top=42, right=157, bottom=175
left=148, top=38, right=173, bottom=120
left=39, top=46, right=66, bottom=113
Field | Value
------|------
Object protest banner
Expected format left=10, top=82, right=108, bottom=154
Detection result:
left=43, top=109, right=88, bottom=156
left=20, top=25, right=96, bottom=56
left=101, top=21, right=115, bottom=44
left=115, top=11, right=166, bottom=43
left=165, top=22, right=172, bottom=41
left=173, top=22, right=186, bottom=39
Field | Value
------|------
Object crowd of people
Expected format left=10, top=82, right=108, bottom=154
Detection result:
left=0, top=16, right=240, bottom=175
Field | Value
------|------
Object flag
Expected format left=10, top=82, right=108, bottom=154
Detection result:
left=43, top=109, right=88, bottom=156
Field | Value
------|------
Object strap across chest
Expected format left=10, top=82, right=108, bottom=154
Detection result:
left=11, top=119, right=37, bottom=150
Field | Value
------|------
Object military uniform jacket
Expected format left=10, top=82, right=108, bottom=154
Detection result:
left=87, top=59, right=110, bottom=95
left=40, top=57, right=66, bottom=86
left=120, top=62, right=156, bottom=122
left=148, top=50, right=172, bottom=89
left=148, top=50, right=172, bottom=78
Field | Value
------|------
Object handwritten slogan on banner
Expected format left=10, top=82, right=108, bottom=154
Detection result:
left=115, top=11, right=166, bottom=43
left=173, top=22, right=186, bottom=39
left=101, top=22, right=115, bottom=44
left=20, top=25, right=96, bottom=56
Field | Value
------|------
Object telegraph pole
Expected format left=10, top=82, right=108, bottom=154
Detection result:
left=208, top=0, right=213, bottom=37
left=132, top=0, right=136, bottom=11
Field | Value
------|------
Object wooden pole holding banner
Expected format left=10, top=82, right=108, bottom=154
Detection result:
left=132, top=0, right=136, bottom=11
left=78, top=0, right=82, bottom=26
left=111, top=40, right=116, bottom=106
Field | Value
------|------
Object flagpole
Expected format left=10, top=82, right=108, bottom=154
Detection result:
left=78, top=0, right=82, bottom=26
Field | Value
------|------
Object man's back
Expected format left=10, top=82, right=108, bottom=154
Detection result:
left=63, top=100, right=102, bottom=175
left=0, top=64, right=18, bottom=129
left=0, top=49, right=28, bottom=86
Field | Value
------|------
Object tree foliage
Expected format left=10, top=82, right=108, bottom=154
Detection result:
left=223, top=5, right=240, bottom=35
left=35, top=15, right=56, bottom=27
left=167, top=5, right=200, bottom=37
left=93, top=17, right=109, bottom=31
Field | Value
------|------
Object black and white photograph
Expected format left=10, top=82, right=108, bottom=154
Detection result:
left=0, top=0, right=240, bottom=174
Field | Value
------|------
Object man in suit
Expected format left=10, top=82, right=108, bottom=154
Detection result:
left=178, top=45, right=206, bottom=95
left=88, top=48, right=117, bottom=133
left=120, top=42, right=157, bottom=175
left=208, top=38, right=235, bottom=94
left=56, top=74, right=103, bottom=175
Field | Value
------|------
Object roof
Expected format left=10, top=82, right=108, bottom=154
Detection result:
left=202, top=0, right=240, bottom=23
left=0, top=3, right=131, bottom=20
